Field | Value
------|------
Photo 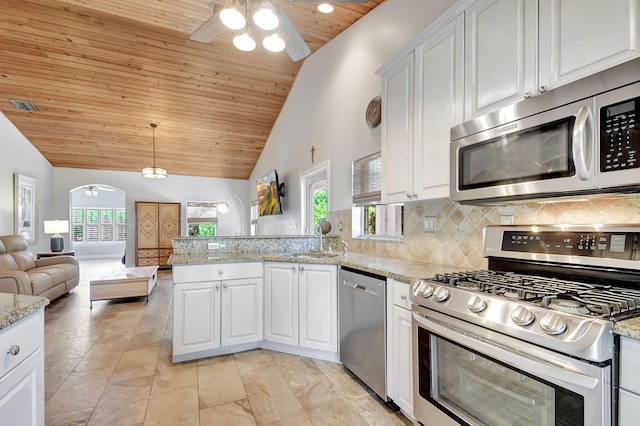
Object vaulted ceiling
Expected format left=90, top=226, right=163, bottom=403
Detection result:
left=0, top=0, right=384, bottom=179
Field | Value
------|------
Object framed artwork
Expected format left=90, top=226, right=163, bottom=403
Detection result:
left=14, top=174, right=38, bottom=243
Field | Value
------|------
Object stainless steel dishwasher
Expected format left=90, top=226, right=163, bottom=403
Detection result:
left=339, top=266, right=387, bottom=400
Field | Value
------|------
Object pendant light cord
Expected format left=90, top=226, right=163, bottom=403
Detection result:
left=151, top=123, right=157, bottom=168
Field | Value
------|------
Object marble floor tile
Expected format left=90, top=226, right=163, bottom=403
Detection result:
left=44, top=356, right=82, bottom=401
left=152, top=358, right=198, bottom=395
left=199, top=399, right=256, bottom=426
left=144, top=387, right=200, bottom=426
left=88, top=375, right=153, bottom=425
left=45, top=408, right=94, bottom=426
left=242, top=369, right=305, bottom=425
left=234, top=349, right=279, bottom=376
left=306, top=398, right=370, bottom=426
left=111, top=346, right=161, bottom=383
left=45, top=367, right=112, bottom=417
left=262, top=413, right=314, bottom=426
left=197, top=358, right=247, bottom=408
left=74, top=342, right=123, bottom=373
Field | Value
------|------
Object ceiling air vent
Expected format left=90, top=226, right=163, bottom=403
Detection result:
left=10, top=100, right=39, bottom=112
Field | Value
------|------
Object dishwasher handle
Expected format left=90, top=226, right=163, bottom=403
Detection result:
left=343, top=279, right=379, bottom=297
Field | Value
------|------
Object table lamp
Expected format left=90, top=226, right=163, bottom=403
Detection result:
left=44, top=220, right=69, bottom=252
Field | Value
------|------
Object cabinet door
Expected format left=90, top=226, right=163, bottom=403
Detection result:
left=173, top=282, right=220, bottom=356
left=414, top=14, right=464, bottom=201
left=0, top=349, right=43, bottom=426
left=464, top=0, right=537, bottom=118
left=136, top=203, right=159, bottom=249
left=382, top=54, right=414, bottom=204
left=299, top=264, right=337, bottom=352
left=221, top=277, right=263, bottom=346
left=264, top=262, right=299, bottom=346
left=158, top=203, right=180, bottom=248
left=619, top=389, right=640, bottom=426
left=392, top=305, right=413, bottom=416
left=539, top=0, right=640, bottom=90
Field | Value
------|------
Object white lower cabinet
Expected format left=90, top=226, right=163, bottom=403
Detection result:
left=172, top=262, right=263, bottom=362
left=386, top=279, right=413, bottom=418
left=0, top=309, right=44, bottom=426
left=264, top=262, right=338, bottom=354
left=618, top=336, right=640, bottom=425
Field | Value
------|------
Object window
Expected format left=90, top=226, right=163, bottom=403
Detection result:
left=186, top=201, right=218, bottom=236
left=300, top=160, right=330, bottom=235
left=72, top=208, right=127, bottom=243
left=352, top=205, right=404, bottom=239
left=250, top=201, right=259, bottom=236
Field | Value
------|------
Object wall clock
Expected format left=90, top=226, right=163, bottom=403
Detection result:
left=366, top=96, right=382, bottom=128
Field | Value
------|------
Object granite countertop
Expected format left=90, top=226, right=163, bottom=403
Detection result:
left=0, top=293, right=50, bottom=332
left=170, top=251, right=460, bottom=285
left=615, top=317, right=640, bottom=340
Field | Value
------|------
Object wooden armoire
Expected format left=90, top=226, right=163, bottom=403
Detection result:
left=135, top=202, right=181, bottom=267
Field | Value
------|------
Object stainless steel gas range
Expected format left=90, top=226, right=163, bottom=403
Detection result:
left=410, top=225, right=640, bottom=426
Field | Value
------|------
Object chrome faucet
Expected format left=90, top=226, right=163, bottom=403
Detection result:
left=315, top=222, right=323, bottom=252
left=341, top=240, right=348, bottom=256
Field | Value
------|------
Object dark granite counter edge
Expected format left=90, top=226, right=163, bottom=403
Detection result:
left=0, top=293, right=50, bottom=332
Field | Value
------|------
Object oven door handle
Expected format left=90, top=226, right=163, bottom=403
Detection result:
left=413, top=311, right=603, bottom=390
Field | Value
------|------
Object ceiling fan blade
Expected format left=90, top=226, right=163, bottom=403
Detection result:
left=276, top=6, right=311, bottom=61
left=286, top=0, right=368, bottom=3
left=190, top=13, right=225, bottom=43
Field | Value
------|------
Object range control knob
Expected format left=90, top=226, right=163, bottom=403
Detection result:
left=433, top=286, right=450, bottom=302
left=412, top=280, right=434, bottom=298
left=539, top=313, right=567, bottom=335
left=511, top=305, right=535, bottom=326
left=467, top=295, right=487, bottom=313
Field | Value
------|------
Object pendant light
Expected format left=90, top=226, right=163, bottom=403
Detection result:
left=253, top=0, right=279, bottom=31
left=142, top=123, right=168, bottom=179
left=220, top=0, right=246, bottom=30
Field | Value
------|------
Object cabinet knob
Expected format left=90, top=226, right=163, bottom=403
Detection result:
left=215, top=284, right=220, bottom=289
left=400, top=294, right=407, bottom=300
left=218, top=270, right=223, bottom=275
left=523, top=91, right=533, bottom=99
left=539, top=85, right=548, bottom=93
left=6, top=345, right=20, bottom=356
left=223, top=283, right=228, bottom=288
left=412, top=193, right=418, bottom=199
left=406, top=193, right=412, bottom=198
left=299, top=266, right=304, bottom=272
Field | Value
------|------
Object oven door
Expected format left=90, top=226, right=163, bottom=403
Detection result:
left=412, top=306, right=611, bottom=426
left=450, top=98, right=595, bottom=203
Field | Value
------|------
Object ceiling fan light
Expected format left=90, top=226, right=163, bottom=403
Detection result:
left=263, top=34, right=286, bottom=52
left=317, top=3, right=334, bottom=13
left=233, top=32, right=257, bottom=51
left=220, top=1, right=246, bottom=30
left=253, top=6, right=279, bottom=31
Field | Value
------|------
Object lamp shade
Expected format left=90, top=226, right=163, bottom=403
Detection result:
left=44, top=220, right=69, bottom=235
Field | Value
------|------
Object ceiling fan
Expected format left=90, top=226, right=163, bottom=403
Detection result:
left=190, top=0, right=368, bottom=61
left=84, top=185, right=115, bottom=196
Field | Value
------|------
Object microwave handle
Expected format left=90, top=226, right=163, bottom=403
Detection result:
left=572, top=105, right=593, bottom=181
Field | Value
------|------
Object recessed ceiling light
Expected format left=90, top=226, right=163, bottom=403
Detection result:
left=317, top=3, right=334, bottom=13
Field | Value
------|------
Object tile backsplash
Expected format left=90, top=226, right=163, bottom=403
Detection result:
left=329, top=196, right=640, bottom=270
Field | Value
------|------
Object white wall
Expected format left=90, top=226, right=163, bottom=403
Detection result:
left=0, top=111, right=55, bottom=254
left=250, top=0, right=458, bottom=235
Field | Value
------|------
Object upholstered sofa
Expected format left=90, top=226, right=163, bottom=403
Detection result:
left=0, top=235, right=79, bottom=301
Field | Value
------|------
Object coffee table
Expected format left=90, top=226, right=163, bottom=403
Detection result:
left=90, top=266, right=158, bottom=308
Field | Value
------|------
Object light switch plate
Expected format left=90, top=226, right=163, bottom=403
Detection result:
left=208, top=242, right=219, bottom=250
left=423, top=216, right=437, bottom=233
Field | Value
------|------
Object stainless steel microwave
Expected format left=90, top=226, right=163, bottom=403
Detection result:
left=450, top=58, right=640, bottom=204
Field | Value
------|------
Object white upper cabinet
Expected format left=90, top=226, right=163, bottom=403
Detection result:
left=538, top=0, right=640, bottom=89
left=382, top=14, right=464, bottom=203
left=465, top=0, right=640, bottom=119
left=464, top=0, right=537, bottom=118
left=382, top=54, right=414, bottom=204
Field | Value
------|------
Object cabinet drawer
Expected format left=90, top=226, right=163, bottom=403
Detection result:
left=173, top=262, right=263, bottom=284
left=0, top=310, right=43, bottom=379
left=138, top=258, right=159, bottom=266
left=138, top=249, right=158, bottom=258
left=159, top=249, right=173, bottom=257
left=620, top=337, right=640, bottom=394
left=393, top=280, right=411, bottom=310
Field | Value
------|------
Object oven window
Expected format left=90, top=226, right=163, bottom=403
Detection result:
left=459, top=117, right=575, bottom=190
left=418, top=328, right=584, bottom=426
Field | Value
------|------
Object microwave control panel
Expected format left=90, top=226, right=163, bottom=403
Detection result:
left=600, top=96, right=639, bottom=172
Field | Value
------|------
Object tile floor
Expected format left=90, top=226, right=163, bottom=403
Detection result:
left=43, top=258, right=411, bottom=425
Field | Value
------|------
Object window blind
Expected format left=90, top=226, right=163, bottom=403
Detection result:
left=352, top=151, right=382, bottom=206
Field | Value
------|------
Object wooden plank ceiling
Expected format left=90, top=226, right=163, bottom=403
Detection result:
left=0, top=0, right=384, bottom=179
